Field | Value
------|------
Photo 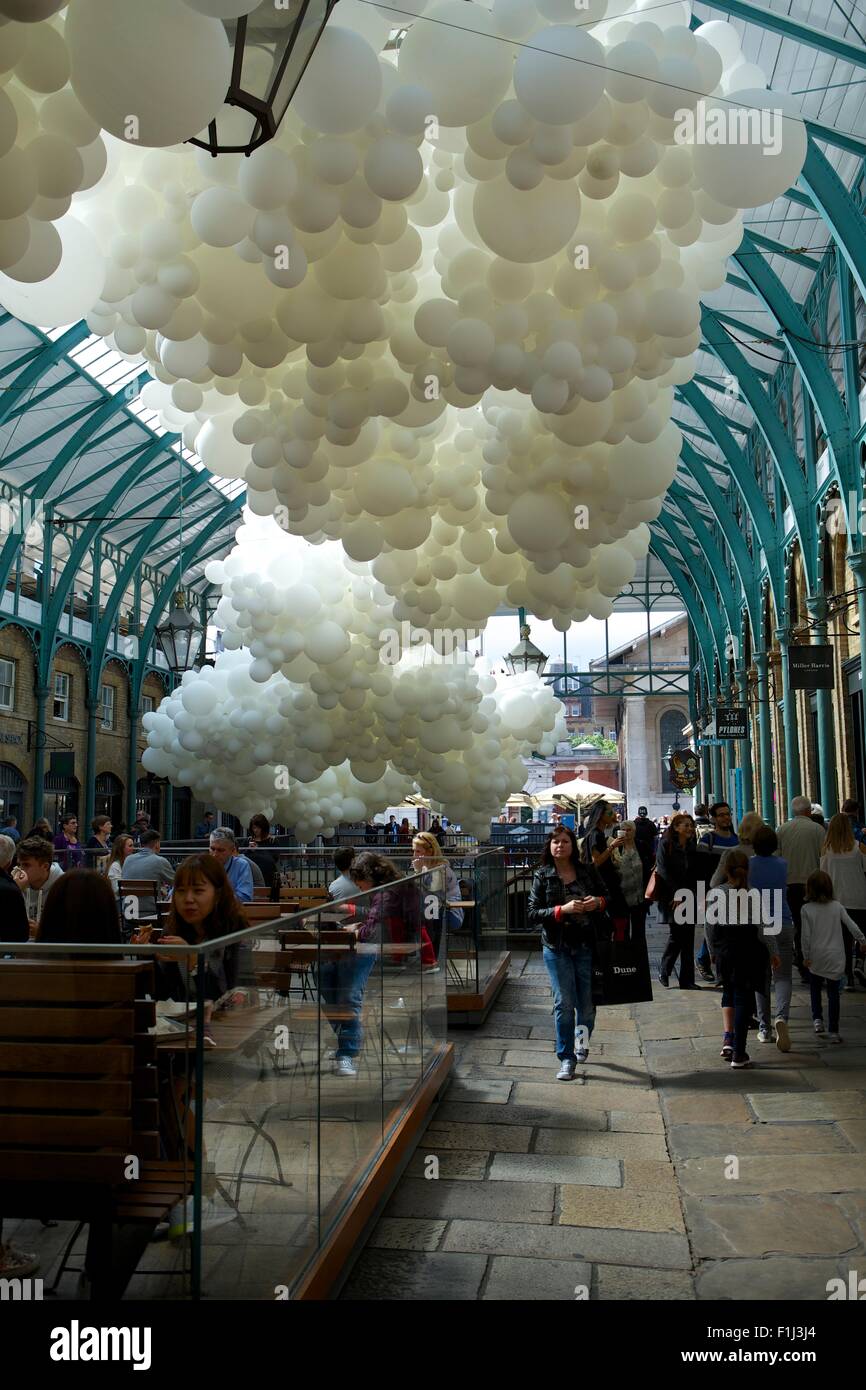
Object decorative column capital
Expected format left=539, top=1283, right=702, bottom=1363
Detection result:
left=805, top=595, right=829, bottom=625
left=847, top=551, right=866, bottom=579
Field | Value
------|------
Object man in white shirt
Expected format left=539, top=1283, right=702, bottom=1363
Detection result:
left=778, top=795, right=827, bottom=982
left=11, top=835, right=63, bottom=932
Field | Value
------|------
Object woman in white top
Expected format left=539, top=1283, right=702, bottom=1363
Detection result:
left=802, top=870, right=866, bottom=1040
left=819, top=813, right=866, bottom=990
left=106, top=833, right=135, bottom=885
left=412, top=831, right=463, bottom=967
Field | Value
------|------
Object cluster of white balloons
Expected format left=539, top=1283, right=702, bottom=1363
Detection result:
left=0, top=0, right=807, bottom=628
left=2, top=3, right=808, bottom=818
left=141, top=514, right=567, bottom=838
left=0, top=0, right=109, bottom=309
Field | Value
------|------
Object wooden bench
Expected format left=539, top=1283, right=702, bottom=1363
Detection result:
left=279, top=886, right=330, bottom=908
left=0, top=958, right=190, bottom=1299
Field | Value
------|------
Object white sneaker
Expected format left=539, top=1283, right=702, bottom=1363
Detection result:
left=813, top=1018, right=825, bottom=1034
left=826, top=1033, right=843, bottom=1044
left=774, top=1018, right=790, bottom=1052
left=757, top=1025, right=772, bottom=1044
left=167, top=1196, right=235, bottom=1240
left=556, top=1059, right=576, bottom=1080
left=334, top=1056, right=357, bottom=1077
left=576, top=1046, right=589, bottom=1064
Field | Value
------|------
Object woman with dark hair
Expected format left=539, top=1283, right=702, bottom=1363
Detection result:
left=38, top=869, right=122, bottom=945
left=53, top=813, right=84, bottom=870
left=656, top=812, right=701, bottom=990
left=245, top=813, right=280, bottom=893
left=158, top=853, right=248, bottom=1006
left=528, top=826, right=609, bottom=1080
left=579, top=799, right=628, bottom=933
left=85, top=815, right=113, bottom=867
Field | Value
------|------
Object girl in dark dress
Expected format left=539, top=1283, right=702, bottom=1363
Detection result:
left=656, top=813, right=702, bottom=990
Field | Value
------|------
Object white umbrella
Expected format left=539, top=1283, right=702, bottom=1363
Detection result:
left=534, top=777, right=625, bottom=806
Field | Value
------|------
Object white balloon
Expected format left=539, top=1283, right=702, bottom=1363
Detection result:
left=0, top=217, right=103, bottom=324
left=399, top=2, right=515, bottom=127
left=293, top=27, right=382, bottom=134
left=513, top=26, right=606, bottom=125
left=67, top=0, right=232, bottom=146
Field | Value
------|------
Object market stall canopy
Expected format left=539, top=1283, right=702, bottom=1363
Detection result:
left=535, top=779, right=625, bottom=806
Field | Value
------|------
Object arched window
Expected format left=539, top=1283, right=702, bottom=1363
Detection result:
left=660, top=709, right=688, bottom=792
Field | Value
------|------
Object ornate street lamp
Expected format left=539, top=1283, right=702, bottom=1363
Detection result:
left=188, top=0, right=342, bottom=157
left=505, top=610, right=549, bottom=679
left=156, top=592, right=204, bottom=676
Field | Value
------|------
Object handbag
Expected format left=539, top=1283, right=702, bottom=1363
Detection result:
left=597, top=936, right=654, bottom=1007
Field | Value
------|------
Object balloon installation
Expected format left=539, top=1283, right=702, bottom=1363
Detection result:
left=0, top=0, right=808, bottom=834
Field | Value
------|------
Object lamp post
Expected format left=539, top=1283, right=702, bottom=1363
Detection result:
left=505, top=608, right=549, bottom=678
left=667, top=744, right=681, bottom=812
left=155, top=592, right=204, bottom=678
left=188, top=0, right=342, bottom=157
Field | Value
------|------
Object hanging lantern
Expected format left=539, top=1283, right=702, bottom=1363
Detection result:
left=155, top=592, right=204, bottom=675
left=188, top=0, right=342, bottom=157
left=505, top=623, right=549, bottom=679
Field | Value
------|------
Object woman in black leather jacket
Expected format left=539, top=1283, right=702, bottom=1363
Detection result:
left=528, top=826, right=609, bottom=1080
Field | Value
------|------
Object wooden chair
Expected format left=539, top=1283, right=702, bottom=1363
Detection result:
left=0, top=959, right=190, bottom=1299
left=252, top=885, right=272, bottom=902
left=117, top=879, right=162, bottom=928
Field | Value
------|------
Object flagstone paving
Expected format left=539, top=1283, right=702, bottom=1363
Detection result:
left=341, top=925, right=866, bottom=1301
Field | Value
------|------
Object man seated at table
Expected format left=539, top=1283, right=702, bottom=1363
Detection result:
left=208, top=827, right=254, bottom=903
left=10, top=835, right=64, bottom=934
left=122, top=828, right=175, bottom=918
left=329, top=847, right=359, bottom=902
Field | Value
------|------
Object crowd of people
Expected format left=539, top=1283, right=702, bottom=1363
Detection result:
left=0, top=813, right=466, bottom=1279
left=527, top=794, right=866, bottom=1080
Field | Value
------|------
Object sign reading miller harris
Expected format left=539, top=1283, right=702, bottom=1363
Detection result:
left=787, top=645, right=835, bottom=691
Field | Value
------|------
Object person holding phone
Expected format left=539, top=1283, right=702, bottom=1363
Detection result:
left=580, top=799, right=628, bottom=937
left=528, top=826, right=608, bottom=1080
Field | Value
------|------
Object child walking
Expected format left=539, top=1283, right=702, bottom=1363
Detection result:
left=801, top=870, right=866, bottom=1042
left=710, top=850, right=769, bottom=1069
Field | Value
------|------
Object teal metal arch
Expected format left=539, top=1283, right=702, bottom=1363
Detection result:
left=677, top=440, right=761, bottom=641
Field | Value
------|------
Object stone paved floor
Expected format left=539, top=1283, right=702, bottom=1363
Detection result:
left=341, top=923, right=866, bottom=1301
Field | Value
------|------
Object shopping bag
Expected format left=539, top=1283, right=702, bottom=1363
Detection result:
left=598, top=936, right=653, bottom=1006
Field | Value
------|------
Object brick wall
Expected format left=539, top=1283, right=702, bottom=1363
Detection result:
left=0, top=625, right=171, bottom=831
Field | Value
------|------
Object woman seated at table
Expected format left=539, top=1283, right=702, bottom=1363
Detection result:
left=106, top=832, right=135, bottom=886
left=38, top=870, right=122, bottom=945
left=411, top=831, right=463, bottom=965
left=348, top=852, right=436, bottom=966
left=156, top=854, right=249, bottom=1015
left=245, top=814, right=280, bottom=894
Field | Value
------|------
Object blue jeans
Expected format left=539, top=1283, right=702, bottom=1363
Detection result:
left=543, top=943, right=595, bottom=1062
left=317, top=954, right=377, bottom=1059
